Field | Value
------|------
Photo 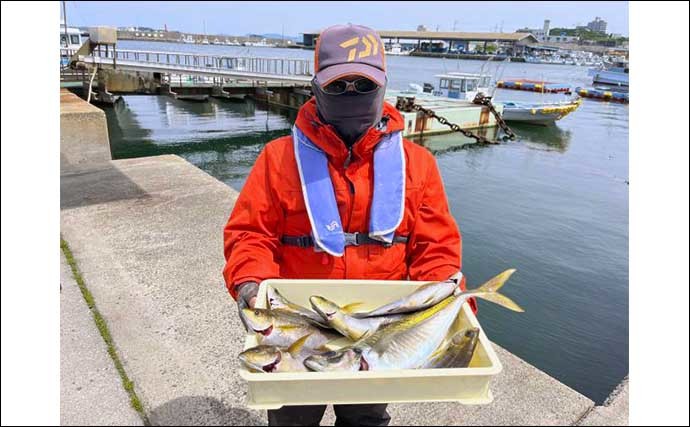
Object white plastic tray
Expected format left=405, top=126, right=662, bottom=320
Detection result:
left=239, top=279, right=502, bottom=409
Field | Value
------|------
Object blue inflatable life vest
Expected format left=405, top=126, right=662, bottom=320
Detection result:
left=292, top=125, right=406, bottom=256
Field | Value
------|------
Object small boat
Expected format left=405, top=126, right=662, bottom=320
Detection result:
left=575, top=87, right=629, bottom=104
left=386, top=73, right=502, bottom=138
left=431, top=73, right=493, bottom=100
left=588, top=60, right=628, bottom=90
left=385, top=43, right=410, bottom=56
left=496, top=79, right=572, bottom=95
left=60, top=22, right=85, bottom=66
left=501, top=99, right=582, bottom=125
left=245, top=38, right=275, bottom=48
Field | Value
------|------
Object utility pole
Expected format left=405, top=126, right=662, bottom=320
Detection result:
left=62, top=0, right=69, bottom=47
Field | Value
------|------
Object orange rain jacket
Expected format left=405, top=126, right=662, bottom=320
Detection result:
left=223, top=99, right=474, bottom=310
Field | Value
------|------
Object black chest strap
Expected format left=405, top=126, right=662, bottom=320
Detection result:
left=281, top=232, right=408, bottom=249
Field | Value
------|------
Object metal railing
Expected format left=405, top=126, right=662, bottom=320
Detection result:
left=88, top=48, right=313, bottom=77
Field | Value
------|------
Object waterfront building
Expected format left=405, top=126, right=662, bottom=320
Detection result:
left=587, top=17, right=608, bottom=33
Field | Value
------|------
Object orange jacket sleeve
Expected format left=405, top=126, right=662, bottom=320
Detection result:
left=223, top=148, right=282, bottom=300
left=405, top=155, right=476, bottom=313
left=406, top=155, right=462, bottom=283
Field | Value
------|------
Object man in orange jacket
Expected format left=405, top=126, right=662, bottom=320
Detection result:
left=223, top=24, right=471, bottom=426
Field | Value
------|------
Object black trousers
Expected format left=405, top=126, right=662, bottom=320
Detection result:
left=267, top=404, right=391, bottom=426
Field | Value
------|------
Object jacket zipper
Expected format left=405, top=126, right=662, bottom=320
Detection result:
left=344, top=145, right=353, bottom=169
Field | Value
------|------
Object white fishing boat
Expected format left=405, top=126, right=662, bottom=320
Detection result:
left=501, top=99, right=582, bottom=125
left=244, top=38, right=275, bottom=47
left=588, top=60, right=629, bottom=90
left=385, top=43, right=410, bottom=56
left=432, top=73, right=493, bottom=100
left=60, top=23, right=85, bottom=66
left=386, top=73, right=502, bottom=137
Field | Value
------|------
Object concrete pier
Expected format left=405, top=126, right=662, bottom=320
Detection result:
left=60, top=250, right=144, bottom=426
left=577, top=378, right=629, bottom=426
left=60, top=89, right=112, bottom=173
left=60, top=92, right=628, bottom=425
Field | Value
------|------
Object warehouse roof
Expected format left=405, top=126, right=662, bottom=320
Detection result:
left=303, top=29, right=538, bottom=43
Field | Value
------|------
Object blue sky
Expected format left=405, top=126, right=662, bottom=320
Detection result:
left=62, top=1, right=629, bottom=36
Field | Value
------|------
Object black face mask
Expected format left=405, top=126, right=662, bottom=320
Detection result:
left=312, top=79, right=387, bottom=146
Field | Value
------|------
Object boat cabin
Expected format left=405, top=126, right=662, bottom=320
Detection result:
left=433, top=73, right=492, bottom=100
left=60, top=25, right=86, bottom=67
left=608, top=60, right=629, bottom=74
left=60, top=25, right=84, bottom=52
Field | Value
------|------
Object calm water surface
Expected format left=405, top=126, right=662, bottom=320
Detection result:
left=104, top=41, right=628, bottom=403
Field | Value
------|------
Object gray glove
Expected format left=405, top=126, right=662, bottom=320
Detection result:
left=236, top=281, right=259, bottom=331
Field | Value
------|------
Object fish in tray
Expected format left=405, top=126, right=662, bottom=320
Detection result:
left=350, top=279, right=459, bottom=318
left=422, top=327, right=480, bottom=369
left=240, top=307, right=341, bottom=350
left=266, top=286, right=333, bottom=329
left=310, top=269, right=521, bottom=342
left=352, top=269, right=522, bottom=318
left=239, top=334, right=316, bottom=373
left=304, top=270, right=521, bottom=372
left=240, top=269, right=522, bottom=373
left=309, top=295, right=408, bottom=341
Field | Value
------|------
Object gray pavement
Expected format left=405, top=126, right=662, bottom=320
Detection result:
left=60, top=250, right=144, bottom=426
left=60, top=154, right=602, bottom=425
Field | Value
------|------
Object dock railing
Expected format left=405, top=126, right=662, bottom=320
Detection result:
left=88, top=48, right=313, bottom=78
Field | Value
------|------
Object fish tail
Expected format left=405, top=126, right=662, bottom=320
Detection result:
left=464, top=269, right=524, bottom=312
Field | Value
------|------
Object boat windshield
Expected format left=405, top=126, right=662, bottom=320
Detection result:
left=60, top=33, right=80, bottom=46
left=466, top=79, right=478, bottom=91
left=438, top=75, right=486, bottom=93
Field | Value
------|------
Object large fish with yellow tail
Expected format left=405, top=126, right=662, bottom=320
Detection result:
left=304, top=269, right=522, bottom=372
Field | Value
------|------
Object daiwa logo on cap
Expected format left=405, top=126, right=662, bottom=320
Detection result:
left=339, top=34, right=381, bottom=62
left=314, top=24, right=387, bottom=87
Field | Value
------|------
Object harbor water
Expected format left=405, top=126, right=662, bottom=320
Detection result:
left=104, top=41, right=628, bottom=404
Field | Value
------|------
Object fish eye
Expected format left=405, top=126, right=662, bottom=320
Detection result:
left=254, top=310, right=261, bottom=316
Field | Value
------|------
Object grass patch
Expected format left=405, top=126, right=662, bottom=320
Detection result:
left=61, top=238, right=150, bottom=424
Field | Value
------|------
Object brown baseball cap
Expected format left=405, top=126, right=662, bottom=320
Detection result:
left=314, top=24, right=387, bottom=87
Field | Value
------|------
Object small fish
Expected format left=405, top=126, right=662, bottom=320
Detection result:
left=422, top=327, right=480, bottom=369
left=267, top=286, right=331, bottom=329
left=240, top=307, right=339, bottom=350
left=354, top=269, right=523, bottom=318
left=309, top=295, right=406, bottom=341
left=351, top=279, right=458, bottom=318
left=305, top=270, right=521, bottom=372
left=239, top=335, right=313, bottom=373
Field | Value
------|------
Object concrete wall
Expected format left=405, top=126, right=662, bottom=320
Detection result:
left=60, top=89, right=112, bottom=174
left=100, top=69, right=159, bottom=93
